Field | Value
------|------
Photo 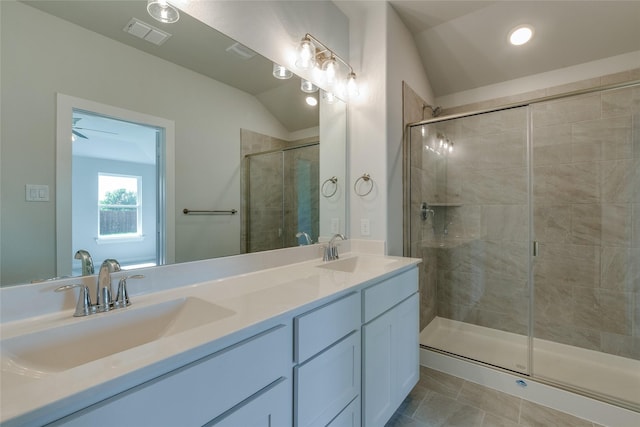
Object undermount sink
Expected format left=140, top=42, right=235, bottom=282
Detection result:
left=316, top=256, right=397, bottom=273
left=1, top=297, right=235, bottom=374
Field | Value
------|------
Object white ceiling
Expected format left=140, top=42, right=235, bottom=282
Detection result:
left=389, top=0, right=640, bottom=97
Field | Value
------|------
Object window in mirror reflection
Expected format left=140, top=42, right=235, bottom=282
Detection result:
left=72, top=109, right=162, bottom=275
left=98, top=174, right=142, bottom=239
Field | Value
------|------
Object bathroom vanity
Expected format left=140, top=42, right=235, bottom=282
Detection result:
left=0, top=250, right=420, bottom=427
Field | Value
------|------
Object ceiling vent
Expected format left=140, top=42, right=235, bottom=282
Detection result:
left=225, top=42, right=256, bottom=60
left=124, top=18, right=171, bottom=46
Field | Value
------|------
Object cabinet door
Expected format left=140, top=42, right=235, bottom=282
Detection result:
left=206, top=377, right=291, bottom=427
left=362, top=306, right=395, bottom=427
left=295, top=331, right=361, bottom=427
left=362, top=293, right=419, bottom=427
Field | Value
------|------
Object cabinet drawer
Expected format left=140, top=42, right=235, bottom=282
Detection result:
left=295, top=331, right=361, bottom=427
left=327, top=396, right=360, bottom=427
left=294, top=292, right=359, bottom=363
left=206, top=377, right=291, bottom=426
left=49, top=324, right=290, bottom=427
left=362, top=268, right=418, bottom=323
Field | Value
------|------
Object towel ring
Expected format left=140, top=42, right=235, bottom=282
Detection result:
left=354, top=173, right=374, bottom=197
left=321, top=176, right=338, bottom=198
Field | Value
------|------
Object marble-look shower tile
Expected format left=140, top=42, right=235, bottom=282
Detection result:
left=573, top=287, right=632, bottom=335
left=457, top=381, right=521, bottom=423
left=481, top=204, right=528, bottom=242
left=454, top=131, right=526, bottom=170
left=477, top=276, right=529, bottom=315
left=533, top=276, right=573, bottom=325
left=476, top=309, right=529, bottom=335
left=533, top=243, right=600, bottom=288
left=534, top=318, right=601, bottom=351
left=633, top=114, right=640, bottom=159
left=462, top=167, right=528, bottom=204
left=413, top=392, right=484, bottom=427
left=600, top=68, right=640, bottom=86
left=601, top=159, right=634, bottom=203
left=601, top=86, right=640, bottom=118
left=572, top=116, right=633, bottom=161
left=601, top=203, right=632, bottom=247
left=458, top=108, right=527, bottom=137
left=533, top=204, right=571, bottom=244
left=531, top=94, right=601, bottom=128
left=569, top=204, right=601, bottom=245
left=600, top=246, right=639, bottom=292
left=519, top=400, right=593, bottom=427
left=533, top=162, right=600, bottom=205
left=633, top=204, right=640, bottom=248
left=545, top=77, right=602, bottom=97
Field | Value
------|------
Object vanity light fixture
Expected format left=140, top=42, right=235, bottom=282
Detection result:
left=295, top=33, right=359, bottom=100
left=272, top=63, right=292, bottom=79
left=147, top=0, right=180, bottom=24
left=509, top=25, right=534, bottom=46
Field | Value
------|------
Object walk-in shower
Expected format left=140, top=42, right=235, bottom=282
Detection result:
left=243, top=142, right=319, bottom=253
left=405, top=82, right=640, bottom=411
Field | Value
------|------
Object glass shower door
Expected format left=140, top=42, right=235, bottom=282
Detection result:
left=531, top=86, right=640, bottom=408
left=411, top=106, right=532, bottom=374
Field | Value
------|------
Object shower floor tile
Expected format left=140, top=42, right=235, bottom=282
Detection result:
left=385, top=367, right=603, bottom=427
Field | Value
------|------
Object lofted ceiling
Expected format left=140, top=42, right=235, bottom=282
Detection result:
left=389, top=0, right=640, bottom=97
left=22, top=0, right=319, bottom=133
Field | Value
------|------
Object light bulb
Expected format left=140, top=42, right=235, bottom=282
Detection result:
left=509, top=25, right=534, bottom=46
left=322, top=90, right=336, bottom=105
left=272, top=63, right=292, bottom=79
left=305, top=96, right=318, bottom=106
left=322, top=57, right=338, bottom=86
left=295, top=38, right=316, bottom=70
left=300, top=79, right=318, bottom=93
left=147, top=0, right=180, bottom=23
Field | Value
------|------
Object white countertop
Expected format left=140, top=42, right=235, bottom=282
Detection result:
left=0, top=252, right=419, bottom=426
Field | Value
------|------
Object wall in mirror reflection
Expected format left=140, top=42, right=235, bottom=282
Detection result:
left=0, top=1, right=346, bottom=286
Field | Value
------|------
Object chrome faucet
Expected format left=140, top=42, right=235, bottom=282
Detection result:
left=96, top=259, right=121, bottom=311
left=323, top=233, right=346, bottom=261
left=74, top=249, right=94, bottom=276
left=296, top=231, right=312, bottom=245
left=56, top=258, right=144, bottom=317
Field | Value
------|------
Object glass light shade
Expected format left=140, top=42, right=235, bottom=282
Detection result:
left=322, top=90, right=336, bottom=105
left=300, top=79, right=318, bottom=93
left=346, top=72, right=359, bottom=98
left=322, top=57, right=338, bottom=86
left=295, top=39, right=316, bottom=70
left=147, top=0, right=180, bottom=23
left=272, top=63, right=292, bottom=79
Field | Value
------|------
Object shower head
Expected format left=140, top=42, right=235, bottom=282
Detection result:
left=423, top=104, right=442, bottom=118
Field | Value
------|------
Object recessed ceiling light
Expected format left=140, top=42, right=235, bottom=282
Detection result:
left=509, top=25, right=534, bottom=46
left=305, top=96, right=318, bottom=106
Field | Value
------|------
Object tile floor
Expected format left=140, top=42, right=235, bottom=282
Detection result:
left=385, top=367, right=604, bottom=427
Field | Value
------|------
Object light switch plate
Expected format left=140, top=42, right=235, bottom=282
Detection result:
left=26, top=184, right=49, bottom=202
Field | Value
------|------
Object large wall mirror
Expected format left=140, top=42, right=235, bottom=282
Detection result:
left=0, top=0, right=347, bottom=286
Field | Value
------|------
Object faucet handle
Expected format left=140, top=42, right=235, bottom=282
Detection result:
left=55, top=284, right=94, bottom=317
left=115, top=275, right=144, bottom=308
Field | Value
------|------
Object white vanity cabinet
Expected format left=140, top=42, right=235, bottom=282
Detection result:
left=361, top=268, right=420, bottom=427
left=47, top=324, right=291, bottom=427
left=293, top=292, right=361, bottom=427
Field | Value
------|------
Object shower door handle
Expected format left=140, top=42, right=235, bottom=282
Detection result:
left=533, top=241, right=539, bottom=257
